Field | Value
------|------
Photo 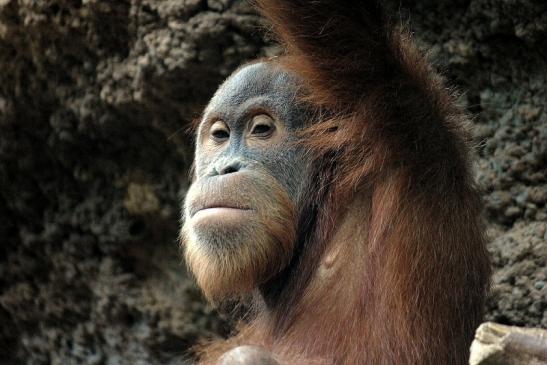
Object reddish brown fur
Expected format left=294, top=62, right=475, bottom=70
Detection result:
left=197, top=1, right=490, bottom=364
left=183, top=168, right=297, bottom=301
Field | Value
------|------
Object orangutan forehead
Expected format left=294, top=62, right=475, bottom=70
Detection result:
left=203, top=62, right=303, bottom=118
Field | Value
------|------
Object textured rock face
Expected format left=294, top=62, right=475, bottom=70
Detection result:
left=0, top=1, right=264, bottom=363
left=0, top=0, right=545, bottom=364
left=469, top=322, right=547, bottom=365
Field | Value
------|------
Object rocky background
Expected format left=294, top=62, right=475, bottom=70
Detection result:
left=0, top=0, right=545, bottom=364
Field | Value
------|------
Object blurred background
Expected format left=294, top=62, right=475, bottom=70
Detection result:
left=0, top=0, right=545, bottom=364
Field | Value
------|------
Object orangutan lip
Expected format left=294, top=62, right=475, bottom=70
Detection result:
left=191, top=205, right=252, bottom=218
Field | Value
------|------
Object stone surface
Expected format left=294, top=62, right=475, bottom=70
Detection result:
left=469, top=322, right=547, bottom=365
left=0, top=0, right=545, bottom=363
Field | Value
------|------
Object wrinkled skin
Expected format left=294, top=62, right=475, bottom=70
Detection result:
left=180, top=62, right=313, bottom=301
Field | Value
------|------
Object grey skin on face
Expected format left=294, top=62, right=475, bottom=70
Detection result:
left=181, top=61, right=313, bottom=303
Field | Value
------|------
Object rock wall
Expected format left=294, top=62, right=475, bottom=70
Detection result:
left=0, top=0, right=545, bottom=364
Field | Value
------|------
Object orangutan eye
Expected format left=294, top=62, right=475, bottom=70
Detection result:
left=210, top=121, right=230, bottom=142
left=250, top=114, right=275, bottom=137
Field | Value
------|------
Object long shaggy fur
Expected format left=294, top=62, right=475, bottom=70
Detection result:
left=197, top=1, right=491, bottom=363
